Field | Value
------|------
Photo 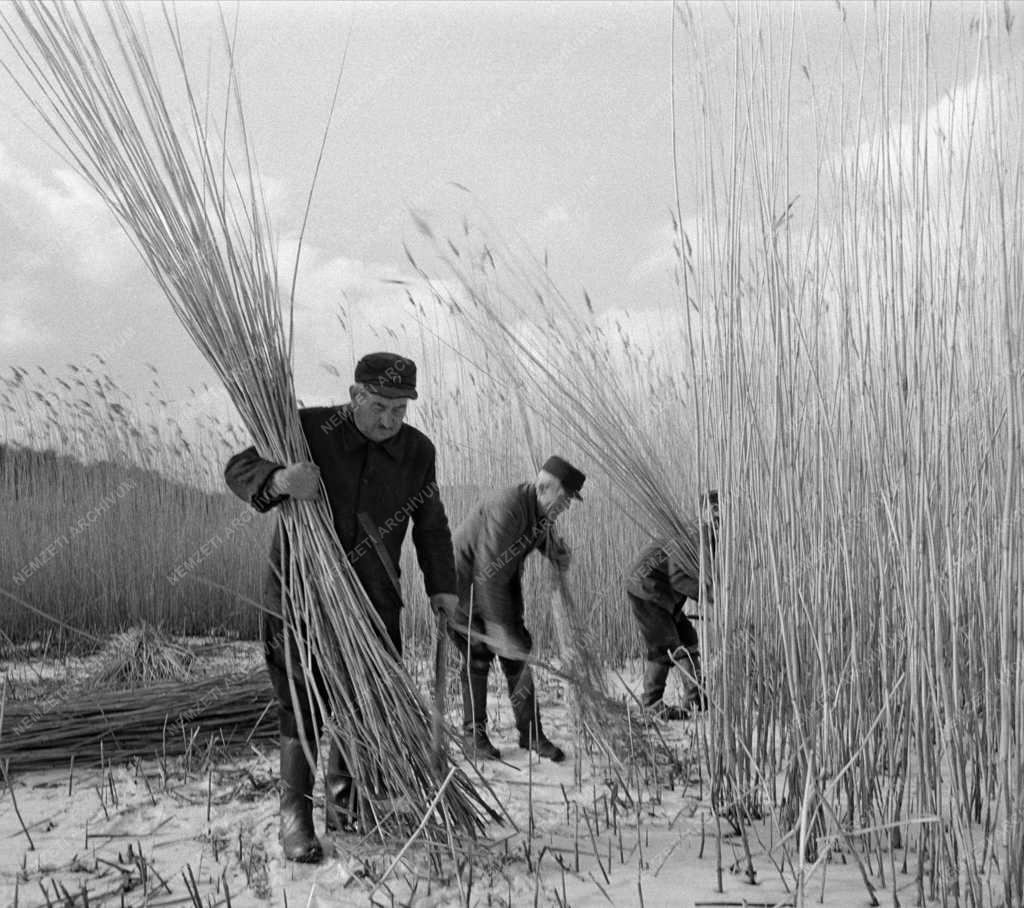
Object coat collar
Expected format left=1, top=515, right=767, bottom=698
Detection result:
left=519, top=481, right=544, bottom=529
left=335, top=403, right=407, bottom=461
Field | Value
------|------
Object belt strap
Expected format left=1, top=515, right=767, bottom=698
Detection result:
left=356, top=511, right=401, bottom=594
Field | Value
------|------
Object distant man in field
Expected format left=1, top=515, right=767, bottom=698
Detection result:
left=224, top=352, right=458, bottom=863
left=444, top=456, right=586, bottom=763
left=626, top=490, right=719, bottom=719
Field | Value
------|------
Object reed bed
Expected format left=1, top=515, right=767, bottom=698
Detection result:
left=0, top=434, right=268, bottom=645
left=1, top=361, right=249, bottom=491
left=670, top=4, right=1022, bottom=905
left=406, top=215, right=704, bottom=549
left=0, top=0, right=495, bottom=846
left=0, top=415, right=647, bottom=668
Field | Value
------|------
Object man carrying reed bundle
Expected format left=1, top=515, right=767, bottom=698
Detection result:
left=627, top=490, right=719, bottom=720
left=444, top=457, right=586, bottom=763
left=225, top=352, right=459, bottom=862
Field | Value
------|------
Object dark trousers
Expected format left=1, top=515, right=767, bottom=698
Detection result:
left=445, top=622, right=540, bottom=737
left=263, top=584, right=402, bottom=742
left=628, top=593, right=698, bottom=665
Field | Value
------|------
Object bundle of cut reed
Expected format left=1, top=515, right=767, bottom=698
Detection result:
left=0, top=1, right=495, bottom=844
left=91, top=623, right=196, bottom=686
left=0, top=668, right=276, bottom=772
left=547, top=571, right=676, bottom=777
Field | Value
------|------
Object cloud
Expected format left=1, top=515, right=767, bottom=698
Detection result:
left=519, top=203, right=572, bottom=249
left=838, top=70, right=1014, bottom=206
left=628, top=213, right=717, bottom=290
left=1, top=137, right=306, bottom=295
left=0, top=141, right=54, bottom=197
left=539, top=204, right=570, bottom=228
left=0, top=308, right=54, bottom=348
left=277, top=241, right=416, bottom=323
left=629, top=221, right=681, bottom=284
left=0, top=147, right=139, bottom=287
left=266, top=242, right=454, bottom=402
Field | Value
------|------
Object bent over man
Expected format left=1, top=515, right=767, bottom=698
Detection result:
left=626, top=490, right=718, bottom=720
left=225, top=352, right=457, bottom=863
left=445, top=456, right=586, bottom=764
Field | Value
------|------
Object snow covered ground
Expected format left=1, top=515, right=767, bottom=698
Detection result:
left=0, top=647, right=920, bottom=907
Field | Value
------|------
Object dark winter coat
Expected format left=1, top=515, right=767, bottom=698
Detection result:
left=224, top=404, right=457, bottom=618
left=626, top=535, right=705, bottom=612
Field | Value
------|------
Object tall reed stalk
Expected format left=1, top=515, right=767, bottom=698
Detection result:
left=674, top=3, right=1022, bottom=904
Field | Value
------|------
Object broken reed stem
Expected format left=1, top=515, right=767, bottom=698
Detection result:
left=370, top=766, right=458, bottom=898
left=1, top=758, right=35, bottom=850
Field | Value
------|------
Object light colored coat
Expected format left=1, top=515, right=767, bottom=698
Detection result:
left=449, top=482, right=563, bottom=657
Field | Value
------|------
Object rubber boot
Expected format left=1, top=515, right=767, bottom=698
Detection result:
left=509, top=664, right=565, bottom=763
left=642, top=660, right=670, bottom=707
left=279, top=736, right=322, bottom=863
left=462, top=666, right=500, bottom=760
left=674, top=645, right=706, bottom=717
left=324, top=740, right=358, bottom=833
left=642, top=661, right=686, bottom=720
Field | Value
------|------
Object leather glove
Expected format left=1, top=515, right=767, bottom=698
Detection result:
left=429, top=593, right=458, bottom=618
left=268, top=462, right=321, bottom=500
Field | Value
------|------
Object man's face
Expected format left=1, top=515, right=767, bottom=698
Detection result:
left=537, top=477, right=573, bottom=519
left=350, top=387, right=409, bottom=442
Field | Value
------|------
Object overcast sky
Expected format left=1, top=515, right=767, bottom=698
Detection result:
left=0, top=1, right=996, bottom=417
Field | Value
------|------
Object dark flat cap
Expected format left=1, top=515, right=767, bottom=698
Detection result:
left=354, top=352, right=418, bottom=399
left=542, top=455, right=586, bottom=499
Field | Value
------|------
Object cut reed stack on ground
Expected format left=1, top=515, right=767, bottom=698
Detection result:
left=0, top=667, right=277, bottom=771
left=672, top=3, right=1022, bottom=904
left=92, top=623, right=196, bottom=686
left=0, top=0, right=495, bottom=845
